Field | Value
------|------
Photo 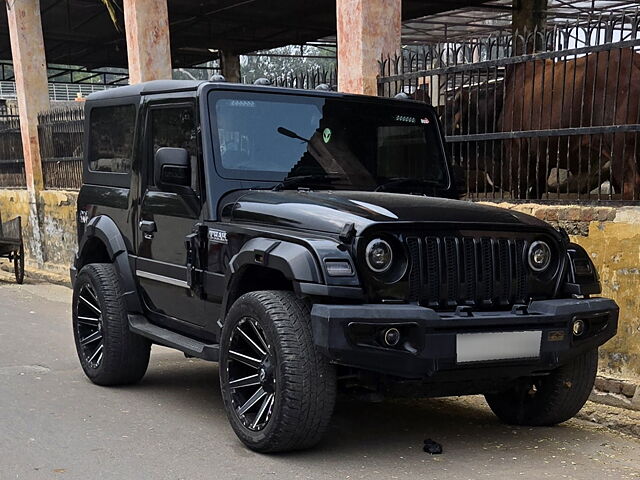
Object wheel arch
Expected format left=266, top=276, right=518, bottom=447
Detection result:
left=220, top=237, right=323, bottom=318
left=74, top=215, right=143, bottom=313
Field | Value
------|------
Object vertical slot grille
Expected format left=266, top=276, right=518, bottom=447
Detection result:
left=407, top=234, right=530, bottom=309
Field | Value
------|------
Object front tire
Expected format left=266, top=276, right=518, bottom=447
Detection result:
left=72, top=263, right=151, bottom=386
left=220, top=291, right=336, bottom=453
left=485, top=348, right=598, bottom=426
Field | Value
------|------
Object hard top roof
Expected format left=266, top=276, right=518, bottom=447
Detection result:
left=85, top=80, right=429, bottom=107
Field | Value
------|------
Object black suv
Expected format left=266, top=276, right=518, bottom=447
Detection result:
left=71, top=80, right=618, bottom=452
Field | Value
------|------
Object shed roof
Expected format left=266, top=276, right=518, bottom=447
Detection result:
left=0, top=0, right=491, bottom=68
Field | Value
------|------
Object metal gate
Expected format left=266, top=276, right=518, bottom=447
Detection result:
left=379, top=12, right=640, bottom=204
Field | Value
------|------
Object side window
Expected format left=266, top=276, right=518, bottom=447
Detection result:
left=88, top=104, right=136, bottom=173
left=150, top=105, right=199, bottom=192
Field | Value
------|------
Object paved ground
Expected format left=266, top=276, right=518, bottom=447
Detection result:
left=0, top=275, right=639, bottom=480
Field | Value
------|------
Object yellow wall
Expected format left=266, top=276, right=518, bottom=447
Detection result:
left=573, top=223, right=640, bottom=380
left=0, top=188, right=77, bottom=276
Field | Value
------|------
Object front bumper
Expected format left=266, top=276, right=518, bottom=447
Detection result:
left=311, top=298, right=618, bottom=380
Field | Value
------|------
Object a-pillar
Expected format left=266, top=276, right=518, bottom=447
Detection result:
left=336, top=0, right=401, bottom=95
left=6, top=0, right=50, bottom=266
left=123, top=0, right=173, bottom=84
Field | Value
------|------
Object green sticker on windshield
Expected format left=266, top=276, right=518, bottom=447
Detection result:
left=323, top=128, right=332, bottom=143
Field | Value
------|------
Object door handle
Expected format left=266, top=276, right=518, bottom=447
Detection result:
left=139, top=220, right=157, bottom=239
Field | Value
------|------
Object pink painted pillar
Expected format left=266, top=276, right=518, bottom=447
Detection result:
left=337, top=0, right=402, bottom=95
left=6, top=0, right=50, bottom=265
left=6, top=0, right=49, bottom=194
left=123, top=0, right=173, bottom=84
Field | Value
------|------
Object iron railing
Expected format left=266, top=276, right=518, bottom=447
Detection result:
left=0, top=81, right=116, bottom=101
left=269, top=68, right=337, bottom=91
left=379, top=12, right=640, bottom=204
left=0, top=116, right=25, bottom=188
left=38, top=107, right=84, bottom=190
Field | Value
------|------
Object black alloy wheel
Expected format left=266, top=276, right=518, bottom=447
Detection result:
left=72, top=263, right=150, bottom=386
left=220, top=291, right=336, bottom=453
left=227, top=317, right=276, bottom=431
left=75, top=282, right=105, bottom=368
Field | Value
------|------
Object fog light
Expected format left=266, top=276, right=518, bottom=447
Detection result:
left=382, top=328, right=401, bottom=347
left=572, top=319, right=586, bottom=336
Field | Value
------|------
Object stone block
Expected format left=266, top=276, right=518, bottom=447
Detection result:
left=621, top=382, right=637, bottom=398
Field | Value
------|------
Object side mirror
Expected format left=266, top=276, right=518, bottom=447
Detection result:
left=155, top=147, right=190, bottom=189
left=451, top=164, right=467, bottom=195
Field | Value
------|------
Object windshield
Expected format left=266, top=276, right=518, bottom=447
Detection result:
left=208, top=91, right=449, bottom=191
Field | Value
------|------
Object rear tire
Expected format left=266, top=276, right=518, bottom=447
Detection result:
left=73, top=263, right=151, bottom=386
left=485, top=348, right=598, bottom=426
left=220, top=291, right=336, bottom=453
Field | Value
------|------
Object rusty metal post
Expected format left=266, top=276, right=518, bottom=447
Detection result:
left=336, top=0, right=401, bottom=95
left=512, top=0, right=548, bottom=54
left=220, top=51, right=241, bottom=83
left=6, top=0, right=50, bottom=266
left=123, top=0, right=173, bottom=84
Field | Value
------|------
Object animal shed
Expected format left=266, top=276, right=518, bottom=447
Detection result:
left=380, top=2, right=640, bottom=204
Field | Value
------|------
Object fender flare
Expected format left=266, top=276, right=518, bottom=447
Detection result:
left=75, top=215, right=143, bottom=313
left=220, top=237, right=323, bottom=316
left=564, top=242, right=601, bottom=296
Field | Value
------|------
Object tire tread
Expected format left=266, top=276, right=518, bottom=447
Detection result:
left=74, top=263, right=150, bottom=386
left=221, top=290, right=336, bottom=452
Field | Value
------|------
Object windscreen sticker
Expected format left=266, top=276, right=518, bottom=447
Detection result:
left=323, top=128, right=332, bottom=143
left=421, top=117, right=430, bottom=124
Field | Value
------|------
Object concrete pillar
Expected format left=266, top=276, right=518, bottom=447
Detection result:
left=6, top=0, right=49, bottom=266
left=512, top=0, right=548, bottom=54
left=123, top=0, right=172, bottom=84
left=336, top=0, right=401, bottom=95
left=220, top=51, right=241, bottom=83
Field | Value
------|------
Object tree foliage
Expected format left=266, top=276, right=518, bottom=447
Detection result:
left=240, top=45, right=336, bottom=83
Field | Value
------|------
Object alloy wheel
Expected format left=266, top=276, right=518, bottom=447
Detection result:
left=76, top=283, right=104, bottom=369
left=226, top=317, right=276, bottom=431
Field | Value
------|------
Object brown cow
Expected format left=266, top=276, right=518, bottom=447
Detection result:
left=443, top=80, right=504, bottom=192
left=498, top=49, right=640, bottom=198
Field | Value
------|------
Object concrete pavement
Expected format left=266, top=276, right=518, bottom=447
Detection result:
left=0, top=275, right=639, bottom=480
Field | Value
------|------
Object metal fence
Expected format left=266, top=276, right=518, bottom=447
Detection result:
left=0, top=81, right=115, bottom=101
left=0, top=115, right=26, bottom=188
left=269, top=68, right=337, bottom=91
left=379, top=11, right=640, bottom=204
left=38, top=107, right=84, bottom=190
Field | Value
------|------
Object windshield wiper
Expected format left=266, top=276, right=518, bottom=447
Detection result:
left=274, top=174, right=341, bottom=191
left=277, top=126, right=310, bottom=143
left=374, top=177, right=443, bottom=193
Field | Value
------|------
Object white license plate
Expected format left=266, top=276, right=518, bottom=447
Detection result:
left=456, top=331, right=542, bottom=363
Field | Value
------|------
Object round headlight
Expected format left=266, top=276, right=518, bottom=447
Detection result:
left=366, top=239, right=393, bottom=273
left=528, top=241, right=552, bottom=272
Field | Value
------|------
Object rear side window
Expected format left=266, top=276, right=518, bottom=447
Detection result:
left=88, top=105, right=135, bottom=173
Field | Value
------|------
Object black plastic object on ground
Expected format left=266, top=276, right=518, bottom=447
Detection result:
left=423, top=438, right=443, bottom=454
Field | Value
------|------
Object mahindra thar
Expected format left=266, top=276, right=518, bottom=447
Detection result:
left=71, top=80, right=618, bottom=452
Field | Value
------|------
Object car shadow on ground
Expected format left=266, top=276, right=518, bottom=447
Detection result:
left=128, top=349, right=615, bottom=463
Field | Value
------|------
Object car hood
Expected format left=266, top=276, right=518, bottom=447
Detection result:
left=224, top=190, right=551, bottom=234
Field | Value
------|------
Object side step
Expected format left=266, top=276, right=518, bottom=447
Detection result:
left=128, top=314, right=220, bottom=362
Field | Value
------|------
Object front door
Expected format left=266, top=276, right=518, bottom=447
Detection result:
left=135, top=101, right=208, bottom=327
